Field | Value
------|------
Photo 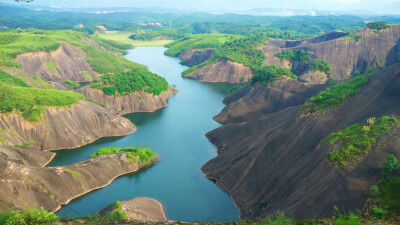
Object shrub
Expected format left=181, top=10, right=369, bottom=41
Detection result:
left=90, top=146, right=157, bottom=165
left=321, top=116, right=398, bottom=168
left=92, top=70, right=168, bottom=96
left=381, top=155, right=400, bottom=177
left=369, top=185, right=381, bottom=199
left=113, top=201, right=121, bottom=210
left=379, top=177, right=400, bottom=213
left=367, top=21, right=390, bottom=31
left=64, top=80, right=78, bottom=89
left=4, top=207, right=58, bottom=225
left=309, top=59, right=331, bottom=75
left=335, top=212, right=360, bottom=225
left=300, top=68, right=376, bottom=116
left=276, top=50, right=310, bottom=63
left=250, top=65, right=297, bottom=86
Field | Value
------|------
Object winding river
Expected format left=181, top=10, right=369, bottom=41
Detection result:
left=48, top=47, right=240, bottom=222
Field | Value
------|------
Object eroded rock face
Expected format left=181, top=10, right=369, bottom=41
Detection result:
left=77, top=86, right=177, bottom=115
left=179, top=48, right=214, bottom=67
left=185, top=59, right=253, bottom=83
left=261, top=25, right=400, bottom=82
left=202, top=65, right=400, bottom=220
left=15, top=42, right=97, bottom=89
left=0, top=101, right=136, bottom=151
left=214, top=79, right=329, bottom=124
left=0, top=151, right=140, bottom=212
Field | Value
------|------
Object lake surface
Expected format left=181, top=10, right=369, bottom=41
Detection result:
left=48, top=47, right=240, bottom=222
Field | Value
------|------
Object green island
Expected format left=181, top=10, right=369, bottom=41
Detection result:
left=299, top=67, right=377, bottom=116
left=90, top=146, right=157, bottom=166
left=91, top=70, right=169, bottom=96
left=321, top=116, right=398, bottom=168
left=0, top=71, right=84, bottom=122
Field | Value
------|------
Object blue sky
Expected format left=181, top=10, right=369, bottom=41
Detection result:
left=3, top=0, right=400, bottom=14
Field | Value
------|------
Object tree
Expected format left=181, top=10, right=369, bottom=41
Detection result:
left=382, top=154, right=400, bottom=177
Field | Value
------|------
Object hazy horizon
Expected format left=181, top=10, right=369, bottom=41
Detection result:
left=2, top=0, right=400, bottom=15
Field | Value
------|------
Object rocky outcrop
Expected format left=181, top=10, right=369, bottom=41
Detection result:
left=179, top=48, right=214, bottom=67
left=214, top=78, right=329, bottom=124
left=0, top=101, right=136, bottom=151
left=202, top=64, right=400, bottom=220
left=185, top=59, right=253, bottom=83
left=77, top=86, right=177, bottom=115
left=15, top=42, right=97, bottom=89
left=0, top=151, right=141, bottom=212
left=261, top=25, right=400, bottom=81
left=99, top=197, right=168, bottom=222
left=299, top=70, right=329, bottom=84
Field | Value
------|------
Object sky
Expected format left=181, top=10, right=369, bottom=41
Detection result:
left=3, top=0, right=400, bottom=14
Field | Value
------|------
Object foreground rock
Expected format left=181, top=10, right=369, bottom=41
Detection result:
left=0, top=101, right=136, bottom=151
left=77, top=86, right=178, bottom=115
left=0, top=150, right=142, bottom=212
left=100, top=197, right=168, bottom=222
left=184, top=59, right=253, bottom=83
left=202, top=65, right=400, bottom=220
left=179, top=48, right=214, bottom=67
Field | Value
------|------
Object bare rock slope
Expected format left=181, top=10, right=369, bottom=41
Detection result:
left=0, top=101, right=136, bottom=151
left=202, top=65, right=400, bottom=220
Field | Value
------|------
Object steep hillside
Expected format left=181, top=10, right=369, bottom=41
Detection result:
left=262, top=25, right=400, bottom=82
left=202, top=64, right=400, bottom=220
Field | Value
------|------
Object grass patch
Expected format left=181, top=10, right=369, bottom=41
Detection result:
left=343, top=34, right=362, bottom=42
left=0, top=82, right=84, bottom=122
left=23, top=141, right=34, bottom=146
left=299, top=67, right=376, bottom=116
left=64, top=80, right=78, bottom=89
left=45, top=61, right=58, bottom=74
left=321, top=116, right=398, bottom=168
left=276, top=49, right=310, bottom=63
left=91, top=70, right=168, bottom=96
left=0, top=71, right=30, bottom=87
left=0, top=207, right=57, bottom=225
left=0, top=137, right=6, bottom=143
left=90, top=146, right=157, bottom=166
left=250, top=65, right=297, bottom=86
left=85, top=98, right=107, bottom=108
left=335, top=212, right=360, bottom=225
left=64, top=169, right=81, bottom=179
left=309, top=59, right=331, bottom=75
left=81, top=71, right=92, bottom=81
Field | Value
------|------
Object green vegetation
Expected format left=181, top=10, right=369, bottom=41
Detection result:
left=181, top=58, right=217, bottom=76
left=130, top=29, right=187, bottom=41
left=0, top=207, right=57, bottom=225
left=0, top=71, right=30, bottom=87
left=382, top=155, right=400, bottom=178
left=0, top=74, right=84, bottom=122
left=0, top=137, right=5, bottom=143
left=45, top=62, right=58, bottom=74
left=343, top=33, right=362, bottom=42
left=300, top=67, right=376, bottom=116
left=379, top=177, right=400, bottom=213
left=90, top=146, right=157, bottom=165
left=23, top=141, right=34, bottom=146
left=250, top=65, right=297, bottom=86
left=165, top=34, right=242, bottom=57
left=326, top=78, right=337, bottom=83
left=64, top=80, right=78, bottom=89
left=321, top=116, right=398, bottom=168
left=91, top=70, right=168, bottom=96
left=64, top=169, right=81, bottom=179
left=367, top=21, right=390, bottom=31
left=227, top=84, right=245, bottom=95
left=276, top=50, right=310, bottom=63
left=85, top=98, right=107, bottom=108
left=0, top=30, right=146, bottom=75
left=214, top=35, right=268, bottom=70
left=89, top=35, right=130, bottom=54
left=309, top=59, right=331, bottom=75
left=20, top=76, right=53, bottom=89
left=335, top=212, right=360, bottom=225
left=81, top=71, right=92, bottom=81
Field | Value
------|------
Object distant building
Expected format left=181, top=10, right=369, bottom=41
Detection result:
left=79, top=24, right=84, bottom=28
left=96, top=25, right=107, bottom=31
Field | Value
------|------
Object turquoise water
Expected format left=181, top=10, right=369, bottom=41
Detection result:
left=48, top=47, right=240, bottom=222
